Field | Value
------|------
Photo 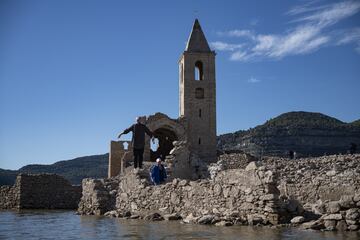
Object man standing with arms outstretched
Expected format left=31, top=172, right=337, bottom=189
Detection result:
left=118, top=117, right=154, bottom=169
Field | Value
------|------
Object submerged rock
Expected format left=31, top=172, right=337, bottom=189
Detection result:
left=144, top=212, right=164, bottom=221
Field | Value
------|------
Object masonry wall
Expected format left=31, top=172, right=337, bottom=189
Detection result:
left=261, top=154, right=360, bottom=205
left=0, top=174, right=81, bottom=209
left=109, top=140, right=133, bottom=177
left=179, top=52, right=217, bottom=164
left=0, top=185, right=19, bottom=209
left=78, top=164, right=281, bottom=225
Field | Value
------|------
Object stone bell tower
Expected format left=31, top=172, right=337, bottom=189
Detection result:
left=179, top=19, right=217, bottom=163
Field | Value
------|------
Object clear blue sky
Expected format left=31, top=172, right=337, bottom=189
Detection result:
left=1, top=0, right=359, bottom=170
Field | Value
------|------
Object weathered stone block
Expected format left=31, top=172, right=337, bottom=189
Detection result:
left=335, top=220, right=348, bottom=231
left=323, top=214, right=343, bottom=220
left=290, top=216, right=305, bottom=224
left=324, top=220, right=336, bottom=231
left=326, top=201, right=341, bottom=214
left=345, top=208, right=359, bottom=220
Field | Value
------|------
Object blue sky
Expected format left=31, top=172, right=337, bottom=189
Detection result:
left=0, top=0, right=359, bottom=169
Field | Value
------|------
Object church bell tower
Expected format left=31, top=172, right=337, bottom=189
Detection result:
left=179, top=19, right=217, bottom=163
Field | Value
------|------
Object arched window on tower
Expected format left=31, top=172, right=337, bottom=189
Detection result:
left=194, top=61, right=203, bottom=81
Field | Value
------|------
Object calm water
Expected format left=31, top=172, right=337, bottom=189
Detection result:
left=0, top=210, right=359, bottom=240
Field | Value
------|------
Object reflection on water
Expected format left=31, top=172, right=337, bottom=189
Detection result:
left=0, top=210, right=359, bottom=240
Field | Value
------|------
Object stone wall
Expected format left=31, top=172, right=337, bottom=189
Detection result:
left=165, top=141, right=208, bottom=180
left=78, top=177, right=119, bottom=215
left=78, top=162, right=281, bottom=225
left=0, top=173, right=81, bottom=209
left=261, top=154, right=360, bottom=204
left=108, top=140, right=133, bottom=178
left=78, top=154, right=360, bottom=231
left=0, top=185, right=18, bottom=209
left=304, top=194, right=360, bottom=231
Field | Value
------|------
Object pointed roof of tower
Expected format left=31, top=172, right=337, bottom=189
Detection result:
left=185, top=19, right=211, bottom=53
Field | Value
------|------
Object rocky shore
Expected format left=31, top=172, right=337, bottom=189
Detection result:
left=2, top=154, right=358, bottom=231
left=78, top=154, right=360, bottom=231
left=78, top=153, right=360, bottom=231
left=78, top=161, right=281, bottom=226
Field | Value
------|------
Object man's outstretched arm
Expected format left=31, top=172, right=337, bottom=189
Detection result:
left=118, top=125, right=134, bottom=138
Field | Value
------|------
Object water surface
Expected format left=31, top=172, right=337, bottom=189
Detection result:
left=0, top=210, right=359, bottom=240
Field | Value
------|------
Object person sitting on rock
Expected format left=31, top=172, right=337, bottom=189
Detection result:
left=118, top=116, right=154, bottom=169
left=150, top=158, right=167, bottom=185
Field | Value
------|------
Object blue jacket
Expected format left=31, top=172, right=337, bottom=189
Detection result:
left=150, top=164, right=167, bottom=185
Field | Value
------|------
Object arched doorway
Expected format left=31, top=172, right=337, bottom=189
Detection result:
left=150, top=128, right=178, bottom=162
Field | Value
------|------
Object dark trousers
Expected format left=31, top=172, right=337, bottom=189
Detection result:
left=133, top=148, right=144, bottom=168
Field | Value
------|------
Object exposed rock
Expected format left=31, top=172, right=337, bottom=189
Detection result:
left=348, top=225, right=359, bottom=231
left=323, top=214, right=343, bottom=220
left=245, top=161, right=260, bottom=171
left=144, top=212, right=164, bottom=221
left=268, top=154, right=360, bottom=205
left=326, top=201, right=341, bottom=214
left=197, top=215, right=215, bottom=225
left=183, top=213, right=199, bottom=224
left=104, top=210, right=118, bottom=218
left=301, top=220, right=324, bottom=230
left=247, top=214, right=266, bottom=225
left=164, top=213, right=182, bottom=221
left=345, top=208, right=359, bottom=221
left=326, top=170, right=337, bottom=177
left=324, top=220, right=336, bottom=231
left=336, top=220, right=348, bottom=231
left=339, top=195, right=355, bottom=209
left=290, top=216, right=305, bottom=224
left=215, top=221, right=233, bottom=226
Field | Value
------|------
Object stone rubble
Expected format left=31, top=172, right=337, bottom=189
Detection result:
left=78, top=153, right=360, bottom=231
left=78, top=161, right=281, bottom=226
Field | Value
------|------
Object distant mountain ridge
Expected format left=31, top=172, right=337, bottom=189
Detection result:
left=0, top=154, right=108, bottom=186
left=217, top=111, right=360, bottom=157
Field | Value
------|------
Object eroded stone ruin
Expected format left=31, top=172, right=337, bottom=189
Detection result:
left=109, top=19, right=217, bottom=180
left=0, top=173, right=81, bottom=209
left=80, top=19, right=360, bottom=231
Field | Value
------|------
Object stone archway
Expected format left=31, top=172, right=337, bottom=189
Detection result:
left=150, top=128, right=178, bottom=162
left=143, top=113, right=186, bottom=162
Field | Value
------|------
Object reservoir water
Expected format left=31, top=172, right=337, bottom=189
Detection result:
left=0, top=210, right=359, bottom=240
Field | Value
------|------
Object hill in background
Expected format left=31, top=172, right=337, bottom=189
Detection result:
left=217, top=111, right=360, bottom=158
left=0, top=154, right=108, bottom=186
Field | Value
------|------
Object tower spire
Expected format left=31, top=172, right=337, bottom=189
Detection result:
left=185, top=19, right=211, bottom=52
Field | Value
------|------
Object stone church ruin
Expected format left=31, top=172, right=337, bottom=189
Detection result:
left=109, top=19, right=217, bottom=180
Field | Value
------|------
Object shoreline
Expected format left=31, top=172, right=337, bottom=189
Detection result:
left=78, top=154, right=360, bottom=232
left=1, top=153, right=359, bottom=232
